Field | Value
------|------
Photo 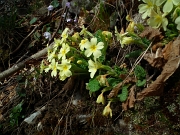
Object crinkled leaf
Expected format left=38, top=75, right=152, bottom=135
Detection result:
left=118, top=85, right=129, bottom=102
left=87, top=78, right=101, bottom=92
left=134, top=65, right=146, bottom=79
left=136, top=79, right=146, bottom=87
left=107, top=78, right=120, bottom=87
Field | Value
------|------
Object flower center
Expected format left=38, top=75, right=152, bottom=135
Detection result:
left=91, top=45, right=97, bottom=52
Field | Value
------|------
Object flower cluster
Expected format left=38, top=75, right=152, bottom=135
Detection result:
left=138, top=0, right=180, bottom=30
left=40, top=22, right=148, bottom=118
left=40, top=26, right=109, bottom=81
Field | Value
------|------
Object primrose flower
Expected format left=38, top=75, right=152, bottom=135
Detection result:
left=121, top=37, right=134, bottom=45
left=50, top=59, right=61, bottom=77
left=96, top=92, right=105, bottom=105
left=175, top=16, right=180, bottom=30
left=103, top=101, right=112, bottom=117
left=138, top=0, right=156, bottom=19
left=61, top=27, right=69, bottom=43
left=88, top=59, right=101, bottom=78
left=43, top=32, right=51, bottom=40
left=115, top=27, right=133, bottom=48
left=54, top=38, right=61, bottom=49
left=84, top=38, right=104, bottom=60
left=47, top=50, right=57, bottom=62
left=147, top=8, right=168, bottom=31
left=79, top=39, right=90, bottom=51
left=59, top=59, right=72, bottom=80
left=162, top=0, right=180, bottom=13
left=58, top=43, right=70, bottom=60
left=47, top=5, right=54, bottom=11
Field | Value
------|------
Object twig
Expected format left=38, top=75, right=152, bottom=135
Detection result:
left=0, top=7, right=67, bottom=81
left=48, top=7, right=67, bottom=44
left=0, top=43, right=53, bottom=81
left=10, top=23, right=42, bottom=55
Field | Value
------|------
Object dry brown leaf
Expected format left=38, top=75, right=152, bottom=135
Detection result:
left=137, top=37, right=180, bottom=101
left=122, top=85, right=136, bottom=111
left=139, top=26, right=163, bottom=40
left=152, top=42, right=163, bottom=52
left=162, top=41, right=173, bottom=60
left=144, top=48, right=165, bottom=68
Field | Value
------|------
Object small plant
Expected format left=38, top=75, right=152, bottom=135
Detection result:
left=40, top=21, right=149, bottom=117
left=9, top=101, right=24, bottom=127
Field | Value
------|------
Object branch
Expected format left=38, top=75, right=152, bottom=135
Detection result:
left=0, top=44, right=53, bottom=81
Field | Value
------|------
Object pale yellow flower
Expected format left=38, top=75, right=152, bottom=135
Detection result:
left=175, top=16, right=180, bottom=30
left=45, top=59, right=61, bottom=77
left=79, top=38, right=90, bottom=51
left=47, top=50, right=57, bottom=62
left=58, top=43, right=70, bottom=60
left=103, top=101, right=112, bottom=117
left=53, top=38, right=61, bottom=49
left=138, top=0, right=156, bottom=19
left=60, top=27, right=69, bottom=43
left=162, top=0, right=180, bottom=13
left=121, top=37, right=134, bottom=45
left=85, top=38, right=104, bottom=60
left=88, top=59, right=101, bottom=78
left=96, top=92, right=105, bottom=105
left=59, top=59, right=72, bottom=80
left=147, top=8, right=168, bottom=31
left=115, top=27, right=134, bottom=48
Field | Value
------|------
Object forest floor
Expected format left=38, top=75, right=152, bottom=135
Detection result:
left=0, top=0, right=180, bottom=135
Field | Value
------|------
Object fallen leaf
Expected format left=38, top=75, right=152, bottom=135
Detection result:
left=162, top=41, right=173, bottom=60
left=144, top=48, right=165, bottom=68
left=139, top=26, right=163, bottom=40
left=137, top=37, right=180, bottom=100
left=152, top=42, right=163, bottom=52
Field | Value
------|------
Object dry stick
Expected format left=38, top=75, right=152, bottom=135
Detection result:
left=0, top=44, right=53, bottom=81
left=0, top=8, right=67, bottom=81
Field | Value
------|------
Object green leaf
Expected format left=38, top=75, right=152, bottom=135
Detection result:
left=118, top=85, right=129, bottom=102
left=107, top=78, right=120, bottom=87
left=51, top=0, right=59, bottom=8
left=136, top=79, right=146, bottom=87
left=10, top=101, right=23, bottom=126
left=125, top=50, right=142, bottom=58
left=87, top=78, right=101, bottom=92
left=29, top=17, right=38, bottom=25
left=33, top=31, right=41, bottom=40
left=134, top=65, right=146, bottom=80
